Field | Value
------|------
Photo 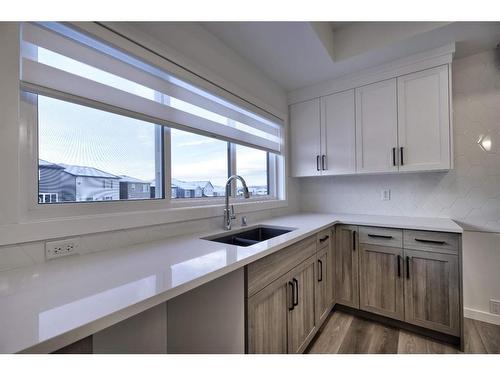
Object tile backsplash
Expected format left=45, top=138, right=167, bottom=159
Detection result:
left=301, top=48, right=500, bottom=233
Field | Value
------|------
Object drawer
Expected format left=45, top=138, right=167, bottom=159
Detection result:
left=359, top=226, right=403, bottom=248
left=403, top=230, right=459, bottom=254
left=247, top=235, right=316, bottom=297
left=316, top=228, right=332, bottom=250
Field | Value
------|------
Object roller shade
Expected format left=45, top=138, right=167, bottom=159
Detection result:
left=20, top=22, right=283, bottom=153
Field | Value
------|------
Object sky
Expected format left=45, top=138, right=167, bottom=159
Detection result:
left=37, top=47, right=268, bottom=188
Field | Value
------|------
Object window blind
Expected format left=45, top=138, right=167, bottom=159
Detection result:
left=20, top=22, right=283, bottom=153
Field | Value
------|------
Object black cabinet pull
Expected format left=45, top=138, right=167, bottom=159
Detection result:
left=406, top=256, right=410, bottom=279
left=367, top=234, right=393, bottom=239
left=400, top=147, right=404, bottom=166
left=321, top=155, right=326, bottom=170
left=392, top=147, right=396, bottom=166
left=397, top=255, right=401, bottom=278
left=319, top=235, right=329, bottom=243
left=414, top=238, right=446, bottom=245
left=293, top=278, right=299, bottom=306
left=316, top=155, right=320, bottom=171
left=318, top=259, right=323, bottom=282
left=288, top=281, right=295, bottom=311
left=352, top=231, right=356, bottom=251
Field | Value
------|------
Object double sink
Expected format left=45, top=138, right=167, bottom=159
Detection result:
left=203, top=225, right=295, bottom=247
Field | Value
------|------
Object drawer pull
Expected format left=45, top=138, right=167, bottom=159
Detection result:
left=367, top=234, right=393, bottom=239
left=406, top=256, right=411, bottom=279
left=414, top=238, right=446, bottom=245
left=321, top=155, right=326, bottom=171
left=352, top=231, right=356, bottom=251
left=316, top=155, right=320, bottom=171
left=392, top=147, right=396, bottom=167
left=288, top=281, right=295, bottom=311
left=293, top=278, right=299, bottom=307
left=318, top=259, right=323, bottom=282
left=319, top=235, right=329, bottom=243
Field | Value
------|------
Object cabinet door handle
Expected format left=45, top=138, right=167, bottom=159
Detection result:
left=392, top=147, right=396, bottom=166
left=316, top=155, right=320, bottom=171
left=397, top=255, right=401, bottom=278
left=293, top=278, right=299, bottom=306
left=414, top=238, right=446, bottom=245
left=406, top=256, right=411, bottom=279
left=319, top=235, right=329, bottom=243
left=321, top=155, right=326, bottom=170
left=352, top=230, right=356, bottom=251
left=367, top=234, right=393, bottom=239
left=318, top=259, right=323, bottom=282
left=400, top=147, right=404, bottom=166
left=288, top=281, right=295, bottom=311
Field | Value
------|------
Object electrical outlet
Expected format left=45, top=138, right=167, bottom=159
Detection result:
left=381, top=189, right=391, bottom=201
left=490, top=299, right=500, bottom=315
left=45, top=238, right=80, bottom=260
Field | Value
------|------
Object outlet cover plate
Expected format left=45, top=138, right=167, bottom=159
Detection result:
left=490, top=299, right=500, bottom=315
left=381, top=189, right=391, bottom=201
left=45, top=238, right=80, bottom=260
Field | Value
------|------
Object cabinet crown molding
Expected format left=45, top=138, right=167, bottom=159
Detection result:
left=287, top=43, right=455, bottom=105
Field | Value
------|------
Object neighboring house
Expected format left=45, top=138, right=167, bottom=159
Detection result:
left=189, top=181, right=214, bottom=197
left=212, top=186, right=226, bottom=197
left=58, top=164, right=120, bottom=202
left=38, top=159, right=73, bottom=203
left=171, top=179, right=203, bottom=198
left=38, top=160, right=120, bottom=202
left=119, top=175, right=151, bottom=200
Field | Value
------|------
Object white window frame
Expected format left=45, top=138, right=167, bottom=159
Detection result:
left=19, top=91, right=285, bottom=225
left=11, top=20, right=288, bottom=244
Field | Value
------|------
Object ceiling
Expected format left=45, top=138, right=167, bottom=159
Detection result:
left=199, top=21, right=500, bottom=92
left=129, top=22, right=500, bottom=93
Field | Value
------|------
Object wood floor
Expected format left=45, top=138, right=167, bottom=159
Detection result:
left=307, top=310, right=500, bottom=354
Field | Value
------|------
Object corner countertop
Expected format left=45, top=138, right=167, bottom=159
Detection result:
left=0, top=212, right=462, bottom=353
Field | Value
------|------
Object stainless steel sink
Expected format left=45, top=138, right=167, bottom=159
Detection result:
left=203, top=225, right=295, bottom=247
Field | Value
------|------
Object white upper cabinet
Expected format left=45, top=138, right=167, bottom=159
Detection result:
left=289, top=61, right=453, bottom=177
left=355, top=79, right=398, bottom=174
left=290, top=98, right=321, bottom=177
left=321, top=90, right=356, bottom=175
left=397, top=65, right=451, bottom=171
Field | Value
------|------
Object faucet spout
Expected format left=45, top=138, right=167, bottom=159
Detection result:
left=224, top=175, right=250, bottom=230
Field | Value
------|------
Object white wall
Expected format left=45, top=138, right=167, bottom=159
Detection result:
left=300, top=48, right=500, bottom=324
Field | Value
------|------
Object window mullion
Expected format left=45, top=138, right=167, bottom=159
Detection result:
left=229, top=143, right=237, bottom=197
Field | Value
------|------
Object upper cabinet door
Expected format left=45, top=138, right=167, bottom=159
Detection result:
left=397, top=65, right=451, bottom=171
left=355, top=79, right=398, bottom=173
left=321, top=90, right=356, bottom=175
left=290, top=98, right=321, bottom=177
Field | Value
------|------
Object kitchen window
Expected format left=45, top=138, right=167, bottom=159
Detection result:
left=36, top=94, right=164, bottom=204
left=20, top=22, right=284, bottom=215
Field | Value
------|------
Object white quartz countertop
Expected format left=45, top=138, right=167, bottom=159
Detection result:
left=0, top=212, right=462, bottom=353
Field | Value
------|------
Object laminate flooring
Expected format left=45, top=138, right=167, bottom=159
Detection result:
left=307, top=310, right=500, bottom=354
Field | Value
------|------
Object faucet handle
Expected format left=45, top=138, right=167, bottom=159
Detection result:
left=230, top=204, right=236, bottom=219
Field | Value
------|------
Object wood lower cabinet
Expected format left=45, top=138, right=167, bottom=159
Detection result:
left=315, top=247, right=330, bottom=326
left=334, top=225, right=359, bottom=308
left=315, top=228, right=334, bottom=326
left=288, top=256, right=317, bottom=353
left=404, top=249, right=460, bottom=336
left=359, top=244, right=404, bottom=321
left=247, top=273, right=289, bottom=354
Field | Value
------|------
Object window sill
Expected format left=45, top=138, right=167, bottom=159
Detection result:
left=0, top=198, right=288, bottom=246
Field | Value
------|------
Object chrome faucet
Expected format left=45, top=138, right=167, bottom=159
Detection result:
left=224, top=175, right=250, bottom=230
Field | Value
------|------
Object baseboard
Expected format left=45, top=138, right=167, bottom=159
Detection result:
left=464, top=307, right=500, bottom=326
